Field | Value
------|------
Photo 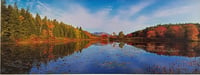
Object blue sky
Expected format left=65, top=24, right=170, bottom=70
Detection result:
left=6, top=0, right=200, bottom=34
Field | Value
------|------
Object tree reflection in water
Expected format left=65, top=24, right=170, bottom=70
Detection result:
left=1, top=41, right=200, bottom=74
left=126, top=41, right=200, bottom=57
left=1, top=41, right=93, bottom=74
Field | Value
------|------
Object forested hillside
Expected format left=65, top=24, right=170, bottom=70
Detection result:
left=1, top=1, right=93, bottom=42
left=127, top=23, right=200, bottom=41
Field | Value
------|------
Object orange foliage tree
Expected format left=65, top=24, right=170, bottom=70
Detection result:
left=18, top=15, right=24, bottom=21
left=168, top=25, right=185, bottom=39
left=185, top=24, right=199, bottom=41
left=47, top=22, right=55, bottom=37
left=47, top=22, right=55, bottom=29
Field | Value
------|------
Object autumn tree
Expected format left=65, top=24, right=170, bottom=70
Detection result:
left=118, top=31, right=125, bottom=38
left=167, top=25, right=185, bottom=39
left=47, top=21, right=55, bottom=37
left=155, top=26, right=167, bottom=38
left=130, top=23, right=200, bottom=41
left=101, top=34, right=109, bottom=39
left=147, top=30, right=156, bottom=38
left=1, top=2, right=90, bottom=42
left=185, top=24, right=199, bottom=41
left=126, top=33, right=133, bottom=38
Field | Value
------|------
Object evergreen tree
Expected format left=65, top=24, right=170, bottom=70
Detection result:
left=118, top=31, right=125, bottom=38
left=1, top=2, right=91, bottom=42
left=35, top=13, right=43, bottom=35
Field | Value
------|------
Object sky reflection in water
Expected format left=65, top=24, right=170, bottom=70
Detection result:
left=28, top=42, right=200, bottom=74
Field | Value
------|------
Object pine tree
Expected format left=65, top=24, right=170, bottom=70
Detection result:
left=35, top=13, right=42, bottom=35
left=1, top=2, right=92, bottom=42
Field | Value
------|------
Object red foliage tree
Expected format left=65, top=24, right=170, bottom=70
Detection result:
left=101, top=34, right=109, bottom=38
left=147, top=30, right=156, bottom=38
left=126, top=33, right=133, bottom=38
left=110, top=35, right=117, bottom=39
left=138, top=31, right=145, bottom=37
left=155, top=26, right=167, bottom=37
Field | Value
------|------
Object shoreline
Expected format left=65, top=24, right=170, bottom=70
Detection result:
left=1, top=38, right=108, bottom=45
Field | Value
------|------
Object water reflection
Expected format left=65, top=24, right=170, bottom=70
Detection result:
left=126, top=42, right=200, bottom=57
left=1, top=41, right=94, bottom=73
left=1, top=41, right=200, bottom=74
left=119, top=42, right=125, bottom=48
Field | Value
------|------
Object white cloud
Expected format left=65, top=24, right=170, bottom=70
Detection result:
left=32, top=0, right=154, bottom=34
left=118, top=0, right=154, bottom=18
left=124, top=0, right=200, bottom=33
left=153, top=4, right=200, bottom=18
left=32, top=0, right=200, bottom=34
left=148, top=2, right=200, bottom=25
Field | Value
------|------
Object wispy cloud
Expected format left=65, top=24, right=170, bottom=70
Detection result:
left=28, top=0, right=200, bottom=34
left=153, top=4, right=200, bottom=18
left=147, top=1, right=200, bottom=26
left=123, top=0, right=200, bottom=33
left=117, top=0, right=154, bottom=18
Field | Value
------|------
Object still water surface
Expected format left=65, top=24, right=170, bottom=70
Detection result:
left=1, top=41, right=200, bottom=74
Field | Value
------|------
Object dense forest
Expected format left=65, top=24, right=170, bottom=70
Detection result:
left=123, top=23, right=200, bottom=41
left=1, top=0, right=94, bottom=42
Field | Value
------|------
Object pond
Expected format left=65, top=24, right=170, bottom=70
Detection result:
left=1, top=41, right=200, bottom=74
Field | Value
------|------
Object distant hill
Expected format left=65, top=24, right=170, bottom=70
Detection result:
left=93, top=32, right=110, bottom=36
left=127, top=23, right=200, bottom=41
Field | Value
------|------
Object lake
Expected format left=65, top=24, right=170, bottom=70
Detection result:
left=1, top=41, right=200, bottom=74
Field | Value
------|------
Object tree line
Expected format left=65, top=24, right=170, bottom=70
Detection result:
left=126, top=23, right=200, bottom=41
left=1, top=0, right=90, bottom=42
